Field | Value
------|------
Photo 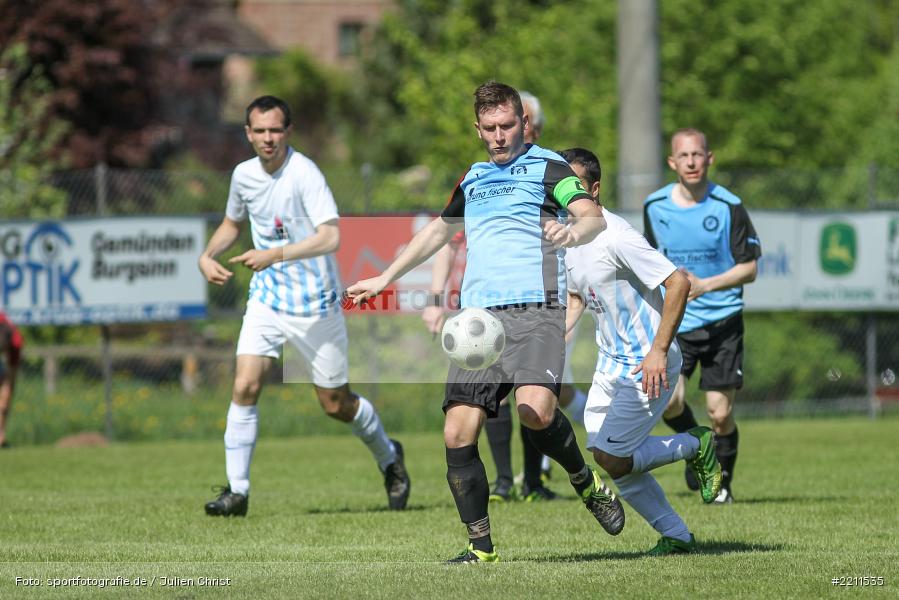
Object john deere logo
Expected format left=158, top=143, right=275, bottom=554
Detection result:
left=820, top=222, right=856, bottom=275
left=889, top=218, right=899, bottom=265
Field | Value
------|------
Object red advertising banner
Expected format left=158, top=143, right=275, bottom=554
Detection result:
left=335, top=214, right=464, bottom=313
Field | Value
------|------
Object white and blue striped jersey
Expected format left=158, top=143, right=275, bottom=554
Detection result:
left=226, top=147, right=342, bottom=317
left=566, top=210, right=681, bottom=381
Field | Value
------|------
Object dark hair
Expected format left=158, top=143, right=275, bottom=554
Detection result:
left=473, top=81, right=523, bottom=121
left=245, top=95, right=292, bottom=128
left=559, top=147, right=601, bottom=188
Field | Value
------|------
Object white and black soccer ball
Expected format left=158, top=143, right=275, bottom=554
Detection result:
left=441, top=308, right=505, bottom=371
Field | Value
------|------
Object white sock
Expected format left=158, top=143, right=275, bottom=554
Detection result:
left=614, top=472, right=692, bottom=542
left=351, top=396, right=396, bottom=471
left=224, top=403, right=258, bottom=496
left=541, top=454, right=551, bottom=473
left=563, top=388, right=588, bottom=426
left=631, top=433, right=699, bottom=473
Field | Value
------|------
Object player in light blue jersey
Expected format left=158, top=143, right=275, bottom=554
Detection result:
left=198, top=96, right=409, bottom=517
left=563, top=147, right=721, bottom=555
left=421, top=92, right=570, bottom=503
left=348, top=82, right=618, bottom=563
left=643, top=129, right=761, bottom=504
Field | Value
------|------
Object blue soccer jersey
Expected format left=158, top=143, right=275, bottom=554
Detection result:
left=441, top=144, right=591, bottom=308
left=643, top=183, right=761, bottom=333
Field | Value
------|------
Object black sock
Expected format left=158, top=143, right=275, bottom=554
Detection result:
left=526, top=409, right=586, bottom=478
left=716, top=427, right=739, bottom=491
left=664, top=403, right=699, bottom=433
left=446, top=445, right=492, bottom=551
left=521, top=423, right=544, bottom=489
left=484, top=403, right=513, bottom=485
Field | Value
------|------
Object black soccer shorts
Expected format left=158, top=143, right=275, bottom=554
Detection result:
left=677, top=311, right=745, bottom=391
left=443, top=304, right=565, bottom=417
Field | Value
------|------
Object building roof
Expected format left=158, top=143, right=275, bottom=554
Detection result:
left=153, top=1, right=277, bottom=62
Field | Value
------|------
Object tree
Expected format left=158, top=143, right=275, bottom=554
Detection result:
left=254, top=49, right=354, bottom=164
left=346, top=0, right=618, bottom=207
left=0, top=43, right=67, bottom=217
left=0, top=0, right=169, bottom=168
left=659, top=0, right=896, bottom=170
left=350, top=0, right=899, bottom=209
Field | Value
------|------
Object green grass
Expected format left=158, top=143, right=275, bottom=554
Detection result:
left=1, top=417, right=897, bottom=598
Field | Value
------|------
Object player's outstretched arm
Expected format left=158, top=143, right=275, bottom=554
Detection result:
left=347, top=216, right=462, bottom=305
left=632, top=269, right=690, bottom=398
left=230, top=220, right=339, bottom=272
left=683, top=260, right=757, bottom=301
left=199, top=217, right=242, bottom=285
left=565, top=292, right=586, bottom=341
left=422, top=243, right=460, bottom=334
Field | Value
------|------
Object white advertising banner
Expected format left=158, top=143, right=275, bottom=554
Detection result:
left=744, top=212, right=801, bottom=310
left=797, top=213, right=897, bottom=310
left=615, top=209, right=898, bottom=311
left=0, top=217, right=207, bottom=325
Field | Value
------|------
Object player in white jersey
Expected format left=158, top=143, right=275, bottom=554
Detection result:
left=198, top=96, right=409, bottom=516
left=560, top=148, right=721, bottom=555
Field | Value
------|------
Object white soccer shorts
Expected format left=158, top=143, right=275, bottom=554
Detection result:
left=584, top=366, right=681, bottom=458
left=235, top=299, right=349, bottom=388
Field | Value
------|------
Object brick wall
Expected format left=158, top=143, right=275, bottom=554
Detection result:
left=237, top=0, right=393, bottom=65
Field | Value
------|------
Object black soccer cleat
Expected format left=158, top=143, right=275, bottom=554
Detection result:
left=488, top=478, right=518, bottom=503
left=384, top=439, right=410, bottom=510
left=521, top=482, right=558, bottom=502
left=445, top=543, right=499, bottom=564
left=581, top=469, right=625, bottom=536
left=204, top=484, right=248, bottom=517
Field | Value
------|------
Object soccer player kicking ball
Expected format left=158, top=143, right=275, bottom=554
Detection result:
left=560, top=148, right=722, bottom=555
left=198, top=96, right=410, bottom=517
left=348, top=82, right=622, bottom=564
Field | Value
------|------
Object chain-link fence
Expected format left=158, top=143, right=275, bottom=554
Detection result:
left=48, top=162, right=899, bottom=216
left=5, top=164, right=899, bottom=445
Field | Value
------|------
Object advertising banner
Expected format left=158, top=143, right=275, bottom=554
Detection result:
left=0, top=217, right=207, bottom=325
left=797, top=213, right=896, bottom=309
left=335, top=210, right=899, bottom=313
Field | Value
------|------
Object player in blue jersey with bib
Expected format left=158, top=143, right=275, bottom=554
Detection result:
left=643, top=129, right=761, bottom=504
left=422, top=92, right=570, bottom=503
left=198, top=96, right=410, bottom=517
left=348, top=82, right=622, bottom=563
left=562, top=148, right=721, bottom=556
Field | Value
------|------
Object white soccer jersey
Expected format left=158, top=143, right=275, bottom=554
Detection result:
left=226, top=147, right=342, bottom=317
left=566, top=209, right=681, bottom=380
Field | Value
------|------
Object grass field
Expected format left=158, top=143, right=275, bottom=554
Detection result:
left=1, top=416, right=897, bottom=599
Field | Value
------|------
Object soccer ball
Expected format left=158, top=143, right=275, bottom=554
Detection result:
left=441, top=308, right=505, bottom=370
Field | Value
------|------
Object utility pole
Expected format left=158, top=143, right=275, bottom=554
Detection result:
left=617, top=0, right=663, bottom=211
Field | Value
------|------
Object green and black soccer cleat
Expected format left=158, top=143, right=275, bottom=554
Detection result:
left=687, top=426, right=723, bottom=503
left=581, top=469, right=625, bottom=535
left=488, top=478, right=518, bottom=503
left=445, top=543, right=499, bottom=564
left=521, top=483, right=558, bottom=502
left=647, top=534, right=696, bottom=556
